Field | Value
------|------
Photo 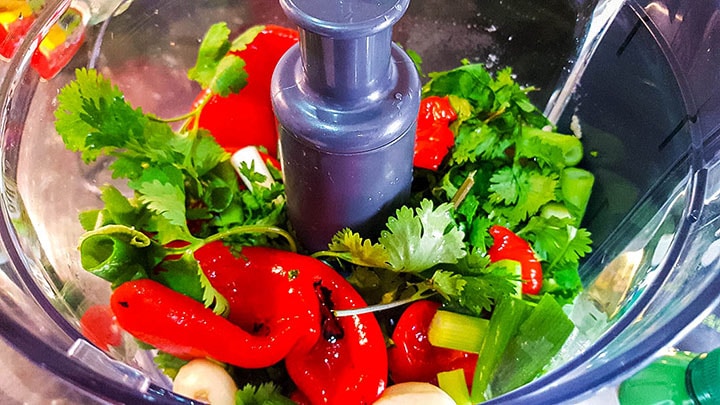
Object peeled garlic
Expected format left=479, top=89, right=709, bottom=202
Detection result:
left=373, top=382, right=456, bottom=405
left=173, top=358, right=238, bottom=405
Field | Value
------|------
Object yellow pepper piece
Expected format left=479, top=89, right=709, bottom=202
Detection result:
left=0, top=2, right=33, bottom=27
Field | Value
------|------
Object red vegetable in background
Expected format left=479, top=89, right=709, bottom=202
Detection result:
left=488, top=225, right=543, bottom=295
left=79, top=304, right=122, bottom=351
left=1, top=6, right=36, bottom=59
left=413, top=96, right=457, bottom=171
left=195, top=25, right=299, bottom=156
left=388, top=300, right=477, bottom=389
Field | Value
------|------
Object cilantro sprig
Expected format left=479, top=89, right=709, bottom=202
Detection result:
left=321, top=62, right=593, bottom=314
left=420, top=62, right=594, bottom=303
left=54, top=24, right=289, bottom=320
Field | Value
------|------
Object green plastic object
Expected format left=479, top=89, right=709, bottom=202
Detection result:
left=618, top=348, right=720, bottom=405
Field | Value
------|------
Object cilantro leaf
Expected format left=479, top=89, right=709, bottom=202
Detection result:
left=486, top=167, right=558, bottom=226
left=187, top=23, right=263, bottom=96
left=521, top=216, right=593, bottom=270
left=326, top=229, right=391, bottom=269
left=153, top=352, right=189, bottom=380
left=431, top=269, right=467, bottom=300
left=235, top=382, right=295, bottom=405
left=135, top=179, right=187, bottom=227
left=379, top=199, right=466, bottom=273
left=431, top=258, right=519, bottom=316
left=345, top=266, right=409, bottom=305
left=54, top=68, right=146, bottom=163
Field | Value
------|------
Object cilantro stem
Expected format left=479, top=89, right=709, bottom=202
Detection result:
left=163, top=225, right=298, bottom=256
left=451, top=170, right=477, bottom=209
left=149, top=109, right=199, bottom=124
left=483, top=106, right=506, bottom=123
left=202, top=225, right=298, bottom=253
left=332, top=290, right=436, bottom=317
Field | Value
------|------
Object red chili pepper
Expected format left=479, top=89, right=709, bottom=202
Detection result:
left=388, top=300, right=477, bottom=389
left=197, top=245, right=388, bottom=405
left=284, top=272, right=388, bottom=405
left=413, top=96, right=457, bottom=171
left=113, top=243, right=386, bottom=403
left=79, top=304, right=122, bottom=351
left=195, top=25, right=299, bottom=156
left=110, top=276, right=317, bottom=369
left=194, top=243, right=321, bottom=356
left=487, top=225, right=543, bottom=295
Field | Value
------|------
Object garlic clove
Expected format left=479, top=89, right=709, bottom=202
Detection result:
left=173, top=358, right=238, bottom=405
left=373, top=382, right=457, bottom=405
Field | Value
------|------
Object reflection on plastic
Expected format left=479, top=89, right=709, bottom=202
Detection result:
left=68, top=339, right=151, bottom=393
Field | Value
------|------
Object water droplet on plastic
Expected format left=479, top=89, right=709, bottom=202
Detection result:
left=394, top=93, right=403, bottom=100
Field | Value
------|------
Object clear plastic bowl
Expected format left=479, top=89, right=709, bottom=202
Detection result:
left=1, top=0, right=720, bottom=403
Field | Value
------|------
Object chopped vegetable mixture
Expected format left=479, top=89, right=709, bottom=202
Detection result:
left=55, top=23, right=594, bottom=404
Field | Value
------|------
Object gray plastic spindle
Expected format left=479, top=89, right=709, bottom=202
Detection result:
left=272, top=0, right=420, bottom=252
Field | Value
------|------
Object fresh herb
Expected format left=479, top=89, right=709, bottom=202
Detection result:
left=321, top=62, right=592, bottom=314
left=420, top=62, right=593, bottom=304
left=54, top=24, right=288, bottom=318
left=153, top=351, right=189, bottom=380
left=235, top=382, right=295, bottom=405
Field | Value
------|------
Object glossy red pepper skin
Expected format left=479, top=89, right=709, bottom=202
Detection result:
left=111, top=278, right=315, bottom=369
left=388, top=300, right=478, bottom=389
left=487, top=225, right=543, bottom=295
left=201, top=245, right=387, bottom=405
left=194, top=242, right=321, bottom=356
left=132, top=243, right=386, bottom=404
left=196, top=25, right=299, bottom=156
left=283, top=270, right=388, bottom=405
left=413, top=96, right=457, bottom=171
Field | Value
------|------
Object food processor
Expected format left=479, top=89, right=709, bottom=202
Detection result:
left=1, top=0, right=720, bottom=403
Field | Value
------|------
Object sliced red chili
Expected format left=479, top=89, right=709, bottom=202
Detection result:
left=487, top=225, right=543, bottom=295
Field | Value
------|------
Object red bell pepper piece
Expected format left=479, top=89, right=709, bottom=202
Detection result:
left=487, top=225, right=543, bottom=295
left=388, top=300, right=477, bottom=389
left=195, top=25, right=299, bottom=156
left=413, top=96, right=457, bottom=171
left=198, top=244, right=388, bottom=405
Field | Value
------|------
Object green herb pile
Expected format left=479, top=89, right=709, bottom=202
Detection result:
left=319, top=62, right=593, bottom=317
